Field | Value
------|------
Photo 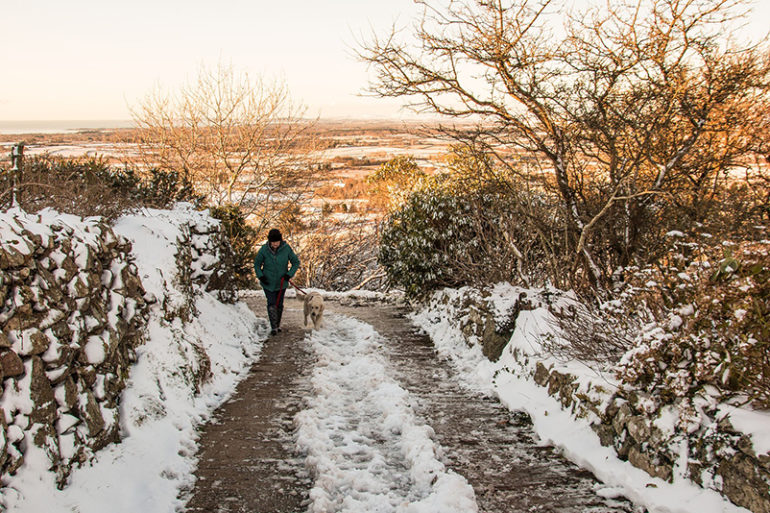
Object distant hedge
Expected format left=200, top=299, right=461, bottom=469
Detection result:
left=0, top=156, right=202, bottom=217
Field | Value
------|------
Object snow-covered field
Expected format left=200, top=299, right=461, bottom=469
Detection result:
left=0, top=142, right=142, bottom=160
left=411, top=283, right=754, bottom=513
left=317, top=144, right=447, bottom=161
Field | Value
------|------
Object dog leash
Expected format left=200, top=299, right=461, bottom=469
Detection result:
left=275, top=277, right=307, bottom=307
left=276, top=277, right=286, bottom=307
left=289, top=279, right=308, bottom=296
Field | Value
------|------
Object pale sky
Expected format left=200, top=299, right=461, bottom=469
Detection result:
left=1, top=0, right=768, bottom=121
left=0, top=0, right=423, bottom=121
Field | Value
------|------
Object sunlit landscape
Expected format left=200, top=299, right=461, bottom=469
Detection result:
left=2, top=1, right=770, bottom=512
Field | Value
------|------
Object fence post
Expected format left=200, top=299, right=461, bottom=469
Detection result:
left=10, top=142, right=24, bottom=207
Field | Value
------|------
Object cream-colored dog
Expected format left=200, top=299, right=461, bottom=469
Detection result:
left=303, top=292, right=325, bottom=330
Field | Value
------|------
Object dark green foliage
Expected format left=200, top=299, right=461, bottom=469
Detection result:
left=379, top=190, right=468, bottom=297
left=1, top=156, right=202, bottom=216
left=136, top=169, right=203, bottom=208
left=99, top=166, right=203, bottom=208
left=209, top=204, right=260, bottom=288
left=379, top=182, right=531, bottom=298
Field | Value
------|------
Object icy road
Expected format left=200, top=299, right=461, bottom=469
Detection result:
left=185, top=296, right=637, bottom=513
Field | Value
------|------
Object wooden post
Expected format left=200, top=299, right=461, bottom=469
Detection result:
left=10, top=142, right=24, bottom=207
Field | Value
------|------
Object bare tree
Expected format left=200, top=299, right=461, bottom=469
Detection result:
left=130, top=63, right=320, bottom=233
left=361, top=0, right=770, bottom=289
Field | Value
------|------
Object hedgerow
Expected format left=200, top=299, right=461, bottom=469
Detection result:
left=617, top=235, right=770, bottom=407
left=1, top=156, right=202, bottom=217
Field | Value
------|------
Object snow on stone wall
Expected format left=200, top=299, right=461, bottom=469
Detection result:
left=0, top=209, right=148, bottom=486
left=0, top=203, right=242, bottom=491
left=417, top=285, right=770, bottom=513
left=110, top=205, right=239, bottom=422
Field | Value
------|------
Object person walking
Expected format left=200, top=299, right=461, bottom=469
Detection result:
left=254, top=228, right=300, bottom=335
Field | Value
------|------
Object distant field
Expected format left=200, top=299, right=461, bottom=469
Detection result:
left=0, top=119, right=460, bottom=217
left=0, top=119, right=454, bottom=176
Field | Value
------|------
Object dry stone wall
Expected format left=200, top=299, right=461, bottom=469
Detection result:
left=0, top=210, right=148, bottom=487
left=0, top=205, right=240, bottom=491
left=532, top=363, right=770, bottom=513
left=450, top=289, right=770, bottom=513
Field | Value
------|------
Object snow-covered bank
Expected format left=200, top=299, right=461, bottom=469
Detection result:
left=411, top=283, right=754, bottom=513
left=1, top=206, right=265, bottom=512
left=295, top=314, right=478, bottom=513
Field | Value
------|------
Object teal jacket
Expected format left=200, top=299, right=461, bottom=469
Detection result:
left=253, top=241, right=300, bottom=291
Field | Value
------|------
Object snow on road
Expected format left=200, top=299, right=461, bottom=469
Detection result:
left=295, top=315, right=478, bottom=513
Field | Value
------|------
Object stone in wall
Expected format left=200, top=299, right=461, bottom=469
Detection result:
left=719, top=453, right=770, bottom=513
left=447, top=288, right=770, bottom=512
left=451, top=288, right=534, bottom=361
left=527, top=361, right=769, bottom=512
left=0, top=350, right=24, bottom=378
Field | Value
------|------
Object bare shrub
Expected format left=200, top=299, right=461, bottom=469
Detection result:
left=547, top=304, right=641, bottom=366
left=294, top=216, right=386, bottom=292
left=130, top=63, right=320, bottom=235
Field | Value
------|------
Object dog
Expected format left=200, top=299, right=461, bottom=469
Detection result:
left=303, top=292, right=325, bottom=330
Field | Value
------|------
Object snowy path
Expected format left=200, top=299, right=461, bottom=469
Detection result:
left=296, top=314, right=476, bottom=513
left=184, top=298, right=313, bottom=513
left=185, top=297, right=639, bottom=512
left=328, top=300, right=637, bottom=513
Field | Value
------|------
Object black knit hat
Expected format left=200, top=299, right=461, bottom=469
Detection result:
left=267, top=228, right=282, bottom=242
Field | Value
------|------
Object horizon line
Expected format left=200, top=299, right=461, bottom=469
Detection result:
left=0, top=115, right=457, bottom=123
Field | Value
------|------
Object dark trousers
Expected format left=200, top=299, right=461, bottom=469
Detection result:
left=263, top=288, right=286, bottom=330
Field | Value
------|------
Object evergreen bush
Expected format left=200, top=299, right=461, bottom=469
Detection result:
left=378, top=181, right=537, bottom=297
left=208, top=204, right=260, bottom=288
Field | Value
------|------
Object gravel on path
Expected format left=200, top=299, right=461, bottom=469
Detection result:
left=184, top=297, right=314, bottom=513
